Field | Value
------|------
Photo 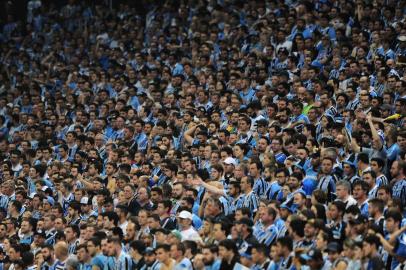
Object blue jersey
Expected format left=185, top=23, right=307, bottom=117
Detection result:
left=392, top=179, right=406, bottom=207
left=253, top=177, right=268, bottom=197
left=255, top=224, right=279, bottom=247
left=265, top=181, right=282, bottom=200
left=240, top=191, right=259, bottom=215
left=91, top=254, right=107, bottom=270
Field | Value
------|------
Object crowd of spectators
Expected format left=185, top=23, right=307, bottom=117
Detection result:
left=1, top=0, right=406, bottom=269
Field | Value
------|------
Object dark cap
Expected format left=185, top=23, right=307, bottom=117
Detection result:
left=197, top=106, right=206, bottom=113
left=256, top=119, right=268, bottom=127
left=34, top=230, right=46, bottom=238
left=381, top=104, right=392, bottom=111
left=278, top=47, right=289, bottom=54
left=326, top=242, right=342, bottom=253
left=115, top=204, right=128, bottom=211
left=145, top=247, right=155, bottom=255
left=349, top=215, right=368, bottom=225
left=300, top=248, right=323, bottom=261
left=235, top=217, right=254, bottom=227
left=151, top=228, right=169, bottom=235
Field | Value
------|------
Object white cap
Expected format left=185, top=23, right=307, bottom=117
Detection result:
left=224, top=157, right=237, bottom=166
left=178, top=210, right=193, bottom=220
left=398, top=35, right=406, bottom=42
left=80, top=197, right=90, bottom=205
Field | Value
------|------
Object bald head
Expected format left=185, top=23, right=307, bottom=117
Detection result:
left=54, top=241, right=68, bottom=260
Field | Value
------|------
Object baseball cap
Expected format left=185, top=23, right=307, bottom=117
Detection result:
left=398, top=35, right=406, bottom=42
left=224, top=157, right=237, bottom=166
left=349, top=215, right=368, bottom=225
left=300, top=248, right=323, bottom=261
left=235, top=217, right=254, bottom=227
left=239, top=245, right=252, bottom=259
left=43, top=196, right=55, bottom=206
left=170, top=230, right=182, bottom=240
left=34, top=230, right=46, bottom=238
left=256, top=119, right=268, bottom=127
left=178, top=210, right=193, bottom=220
left=280, top=203, right=293, bottom=213
left=381, top=104, right=392, bottom=111
left=80, top=197, right=91, bottom=205
left=151, top=228, right=169, bottom=235
left=145, top=247, right=155, bottom=255
left=326, top=242, right=341, bottom=253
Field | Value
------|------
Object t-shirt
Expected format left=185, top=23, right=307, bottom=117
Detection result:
left=174, top=258, right=193, bottom=270
left=91, top=254, right=107, bottom=270
left=367, top=256, right=384, bottom=270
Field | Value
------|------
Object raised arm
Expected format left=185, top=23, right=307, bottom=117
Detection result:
left=190, top=178, right=226, bottom=196
left=367, top=114, right=383, bottom=150
left=183, top=123, right=198, bottom=145
left=350, top=138, right=361, bottom=153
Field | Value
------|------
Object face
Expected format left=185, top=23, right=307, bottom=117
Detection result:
left=321, top=159, right=333, bottom=174
left=77, top=247, right=88, bottom=262
left=315, top=232, right=327, bottom=250
left=8, top=247, right=19, bottom=261
left=352, top=185, right=365, bottom=200
left=138, top=211, right=148, bottom=226
left=377, top=189, right=389, bottom=202
left=287, top=176, right=300, bottom=189
left=213, top=224, right=225, bottom=241
left=87, top=241, right=97, bottom=257
left=336, top=185, right=348, bottom=199
left=55, top=218, right=65, bottom=231
left=155, top=248, right=169, bottom=262
left=362, top=173, right=375, bottom=187
left=328, top=205, right=339, bottom=220
left=64, top=227, right=76, bottom=242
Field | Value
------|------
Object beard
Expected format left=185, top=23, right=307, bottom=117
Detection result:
left=204, top=258, right=214, bottom=266
left=44, top=254, right=52, bottom=262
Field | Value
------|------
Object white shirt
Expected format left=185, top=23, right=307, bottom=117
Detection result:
left=180, top=226, right=201, bottom=242
left=119, top=221, right=128, bottom=236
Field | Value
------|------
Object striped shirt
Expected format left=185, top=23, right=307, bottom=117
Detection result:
left=54, top=260, right=66, bottom=270
left=376, top=174, right=389, bottom=186
left=253, top=177, right=268, bottom=198
left=255, top=224, right=279, bottom=247
left=368, top=185, right=379, bottom=199
left=219, top=196, right=232, bottom=216
left=240, top=190, right=259, bottom=215
left=392, top=179, right=406, bottom=207
left=113, top=250, right=133, bottom=270
left=0, top=194, right=9, bottom=210
left=68, top=239, right=80, bottom=254
left=134, top=132, right=148, bottom=152
left=265, top=181, right=282, bottom=201
left=317, top=175, right=337, bottom=202
left=346, top=98, right=359, bottom=110
left=45, top=229, right=56, bottom=246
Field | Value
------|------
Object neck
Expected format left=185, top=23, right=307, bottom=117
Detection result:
left=357, top=196, right=367, bottom=204
left=69, top=238, right=77, bottom=244
left=115, top=248, right=122, bottom=259
left=374, top=212, right=382, bottom=220
left=134, top=253, right=143, bottom=261
left=263, top=220, right=273, bottom=227
left=333, top=217, right=342, bottom=224
left=58, top=255, right=68, bottom=262
left=227, top=254, right=234, bottom=264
